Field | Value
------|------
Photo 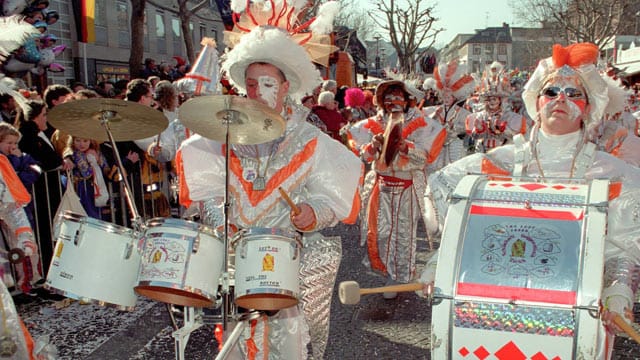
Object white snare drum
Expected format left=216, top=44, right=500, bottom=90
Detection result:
left=431, top=175, right=609, bottom=359
left=135, top=218, right=224, bottom=308
left=233, top=228, right=302, bottom=311
left=45, top=211, right=140, bottom=310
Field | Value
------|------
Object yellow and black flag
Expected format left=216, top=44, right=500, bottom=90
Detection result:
left=72, top=0, right=95, bottom=43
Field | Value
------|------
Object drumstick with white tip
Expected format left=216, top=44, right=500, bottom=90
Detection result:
left=339, top=280, right=424, bottom=305
left=278, top=187, right=300, bottom=215
left=613, top=313, right=640, bottom=345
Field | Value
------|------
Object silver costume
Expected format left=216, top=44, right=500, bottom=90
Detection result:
left=348, top=107, right=444, bottom=283
left=424, top=127, right=640, bottom=358
left=179, top=103, right=361, bottom=359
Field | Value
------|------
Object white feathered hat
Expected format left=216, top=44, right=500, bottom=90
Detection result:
left=221, top=0, right=340, bottom=99
left=432, top=59, right=475, bottom=101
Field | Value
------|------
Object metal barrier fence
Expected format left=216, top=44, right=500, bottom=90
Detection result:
left=1, top=163, right=179, bottom=293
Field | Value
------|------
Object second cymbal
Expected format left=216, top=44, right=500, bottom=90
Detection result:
left=47, top=98, right=168, bottom=141
left=179, top=95, right=286, bottom=145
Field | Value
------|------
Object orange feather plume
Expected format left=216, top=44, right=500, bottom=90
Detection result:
left=551, top=43, right=599, bottom=68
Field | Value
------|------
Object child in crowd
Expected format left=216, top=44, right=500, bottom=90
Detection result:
left=66, top=136, right=109, bottom=219
left=0, top=123, right=43, bottom=295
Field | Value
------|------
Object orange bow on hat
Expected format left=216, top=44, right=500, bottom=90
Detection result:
left=551, top=43, right=599, bottom=69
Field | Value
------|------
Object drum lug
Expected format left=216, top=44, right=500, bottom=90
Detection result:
left=74, top=225, right=85, bottom=246
left=239, top=239, right=247, bottom=259
left=429, top=288, right=451, bottom=306
left=192, top=234, right=200, bottom=254
left=123, top=242, right=134, bottom=260
left=291, top=241, right=300, bottom=261
left=574, top=302, right=600, bottom=319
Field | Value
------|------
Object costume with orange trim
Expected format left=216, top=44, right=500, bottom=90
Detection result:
left=0, top=155, right=41, bottom=359
left=422, top=59, right=475, bottom=171
left=0, top=154, right=40, bottom=294
left=178, top=2, right=360, bottom=357
left=422, top=43, right=640, bottom=359
left=179, top=100, right=361, bottom=358
left=347, top=80, right=445, bottom=287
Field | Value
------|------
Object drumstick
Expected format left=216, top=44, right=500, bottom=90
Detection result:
left=278, top=187, right=300, bottom=215
left=339, top=280, right=424, bottom=304
left=613, top=313, right=640, bottom=345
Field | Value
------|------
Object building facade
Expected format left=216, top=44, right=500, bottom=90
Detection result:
left=44, top=0, right=224, bottom=87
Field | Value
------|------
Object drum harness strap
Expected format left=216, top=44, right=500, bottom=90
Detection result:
left=511, top=133, right=596, bottom=179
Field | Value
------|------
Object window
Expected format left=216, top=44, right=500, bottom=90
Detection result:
left=143, top=10, right=149, bottom=50
left=473, top=45, right=481, bottom=55
left=484, top=44, right=493, bottom=55
left=172, top=17, right=182, bottom=56
left=199, top=23, right=206, bottom=43
left=156, top=10, right=166, bottom=54
left=94, top=0, right=108, bottom=45
left=116, top=1, right=129, bottom=48
left=498, top=44, right=507, bottom=55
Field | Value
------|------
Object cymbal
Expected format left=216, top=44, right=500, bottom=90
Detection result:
left=47, top=98, right=168, bottom=141
left=179, top=95, right=286, bottom=145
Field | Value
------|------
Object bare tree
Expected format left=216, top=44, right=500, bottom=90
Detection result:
left=334, top=1, right=376, bottom=47
left=370, top=0, right=443, bottom=74
left=509, top=0, right=634, bottom=49
left=176, top=0, right=211, bottom=64
left=129, top=0, right=146, bottom=79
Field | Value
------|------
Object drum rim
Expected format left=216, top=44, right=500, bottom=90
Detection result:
left=145, top=217, right=217, bottom=236
left=240, top=227, right=300, bottom=240
left=43, top=282, right=136, bottom=311
left=60, top=210, right=137, bottom=235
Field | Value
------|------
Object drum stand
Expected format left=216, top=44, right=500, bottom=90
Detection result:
left=172, top=109, right=244, bottom=360
left=99, top=111, right=144, bottom=230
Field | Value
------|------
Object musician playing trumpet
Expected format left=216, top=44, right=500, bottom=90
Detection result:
left=347, top=80, right=445, bottom=299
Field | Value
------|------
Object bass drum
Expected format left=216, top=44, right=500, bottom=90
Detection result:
left=430, top=175, right=609, bottom=359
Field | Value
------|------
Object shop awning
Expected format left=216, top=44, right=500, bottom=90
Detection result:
left=620, top=61, right=640, bottom=76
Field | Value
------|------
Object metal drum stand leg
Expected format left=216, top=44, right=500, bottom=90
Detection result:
left=172, top=306, right=204, bottom=360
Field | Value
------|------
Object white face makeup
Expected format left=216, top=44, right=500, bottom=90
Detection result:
left=537, top=76, right=588, bottom=135
left=257, top=76, right=280, bottom=109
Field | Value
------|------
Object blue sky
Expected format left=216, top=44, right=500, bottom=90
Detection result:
left=434, top=0, right=519, bottom=46
left=366, top=0, right=520, bottom=47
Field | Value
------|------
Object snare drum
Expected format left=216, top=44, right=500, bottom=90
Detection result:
left=233, top=228, right=302, bottom=311
left=431, top=175, right=609, bottom=359
left=45, top=211, right=140, bottom=310
left=135, top=218, right=224, bottom=308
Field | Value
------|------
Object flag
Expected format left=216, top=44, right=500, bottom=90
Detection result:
left=72, top=0, right=95, bottom=43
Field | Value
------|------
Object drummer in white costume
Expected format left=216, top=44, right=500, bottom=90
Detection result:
left=421, top=43, right=640, bottom=359
left=177, top=1, right=361, bottom=359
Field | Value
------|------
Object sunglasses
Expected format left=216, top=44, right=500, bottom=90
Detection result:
left=540, top=86, right=585, bottom=100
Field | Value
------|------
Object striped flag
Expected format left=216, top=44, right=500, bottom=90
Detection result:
left=72, top=0, right=95, bottom=43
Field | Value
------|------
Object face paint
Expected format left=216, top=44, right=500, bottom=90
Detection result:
left=257, top=75, right=280, bottom=109
left=384, top=93, right=406, bottom=113
left=537, top=76, right=588, bottom=135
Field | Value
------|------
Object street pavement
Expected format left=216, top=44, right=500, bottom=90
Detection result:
left=14, top=222, right=640, bottom=359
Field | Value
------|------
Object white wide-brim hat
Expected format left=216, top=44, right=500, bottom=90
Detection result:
left=221, top=26, right=321, bottom=100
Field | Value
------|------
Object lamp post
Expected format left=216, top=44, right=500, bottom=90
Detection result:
left=374, top=35, right=381, bottom=71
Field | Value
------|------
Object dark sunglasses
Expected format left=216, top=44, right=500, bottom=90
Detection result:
left=540, top=86, right=585, bottom=100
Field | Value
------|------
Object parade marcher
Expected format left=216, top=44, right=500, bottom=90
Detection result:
left=420, top=43, right=640, bottom=359
left=347, top=79, right=445, bottom=298
left=177, top=1, right=361, bottom=358
left=465, top=74, right=527, bottom=153
left=422, top=59, right=475, bottom=170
